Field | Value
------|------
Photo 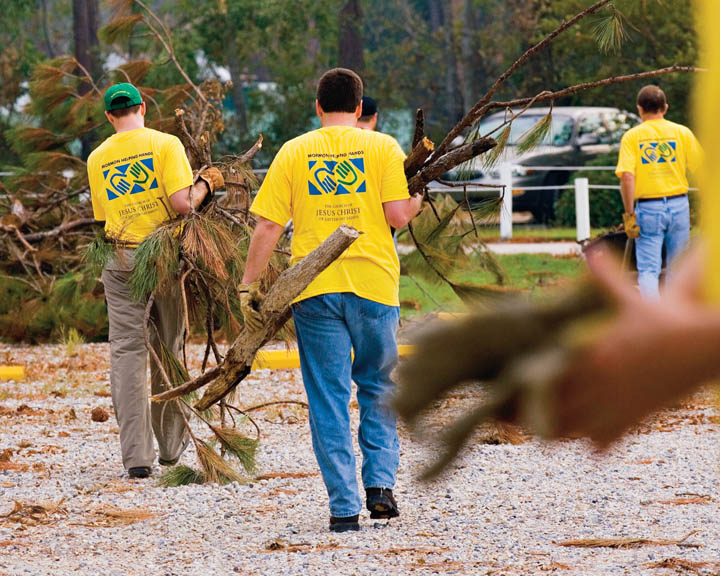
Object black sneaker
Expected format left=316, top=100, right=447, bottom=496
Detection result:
left=329, top=514, right=360, bottom=532
left=366, top=488, right=399, bottom=519
left=128, top=466, right=151, bottom=479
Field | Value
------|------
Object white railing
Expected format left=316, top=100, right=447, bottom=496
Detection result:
left=2, top=163, right=695, bottom=244
left=424, top=163, right=616, bottom=242
left=425, top=162, right=699, bottom=242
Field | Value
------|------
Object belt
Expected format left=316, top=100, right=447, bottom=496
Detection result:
left=637, top=193, right=688, bottom=203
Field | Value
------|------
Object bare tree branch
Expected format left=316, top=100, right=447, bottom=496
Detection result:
left=433, top=0, right=615, bottom=160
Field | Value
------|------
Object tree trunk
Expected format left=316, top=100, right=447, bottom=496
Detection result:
left=73, top=0, right=91, bottom=84
left=429, top=0, right=443, bottom=31
left=459, top=0, right=476, bottom=113
left=226, top=42, right=250, bottom=138
left=73, top=0, right=99, bottom=160
left=442, top=1, right=463, bottom=124
left=87, top=0, right=100, bottom=76
left=39, top=0, right=56, bottom=58
left=338, top=0, right=364, bottom=75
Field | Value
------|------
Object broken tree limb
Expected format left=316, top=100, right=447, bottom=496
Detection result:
left=151, top=224, right=361, bottom=407
left=175, top=108, right=208, bottom=168
left=218, top=135, right=263, bottom=214
left=412, top=108, right=425, bottom=150
left=239, top=134, right=263, bottom=165
left=407, top=138, right=496, bottom=197
left=404, top=137, right=435, bottom=181
left=23, top=218, right=99, bottom=242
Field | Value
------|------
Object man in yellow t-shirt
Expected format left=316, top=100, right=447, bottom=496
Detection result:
left=241, top=68, right=422, bottom=532
left=87, top=83, right=222, bottom=479
left=616, top=85, right=703, bottom=298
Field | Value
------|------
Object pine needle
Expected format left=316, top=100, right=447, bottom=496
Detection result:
left=556, top=530, right=701, bottom=549
left=158, top=465, right=205, bottom=487
left=482, top=125, right=511, bottom=170
left=91, top=506, right=156, bottom=525
left=208, top=425, right=258, bottom=474
left=52, top=272, right=92, bottom=307
left=83, top=230, right=114, bottom=277
left=450, top=282, right=515, bottom=305
left=182, top=214, right=240, bottom=282
left=99, top=14, right=144, bottom=45
left=155, top=340, right=189, bottom=388
left=516, top=111, right=553, bottom=155
left=114, top=60, right=153, bottom=84
left=129, top=224, right=180, bottom=301
left=195, top=439, right=248, bottom=485
left=24, top=152, right=84, bottom=173
left=470, top=196, right=504, bottom=226
left=9, top=127, right=68, bottom=156
left=593, top=7, right=629, bottom=54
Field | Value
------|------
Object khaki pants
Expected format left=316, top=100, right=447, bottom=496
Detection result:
left=102, top=255, right=188, bottom=470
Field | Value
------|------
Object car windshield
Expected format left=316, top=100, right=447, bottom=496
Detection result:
left=477, top=114, right=574, bottom=147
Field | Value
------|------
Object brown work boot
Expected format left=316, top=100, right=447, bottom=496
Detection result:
left=366, top=487, right=399, bottom=519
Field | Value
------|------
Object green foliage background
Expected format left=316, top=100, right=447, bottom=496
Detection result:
left=0, top=0, right=699, bottom=163
left=0, top=0, right=699, bottom=342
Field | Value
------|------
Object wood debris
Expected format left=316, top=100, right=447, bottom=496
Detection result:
left=555, top=530, right=702, bottom=549
left=0, top=499, right=66, bottom=527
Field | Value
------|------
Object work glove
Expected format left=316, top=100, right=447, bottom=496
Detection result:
left=195, top=166, right=225, bottom=193
left=193, top=167, right=225, bottom=211
left=238, top=281, right=264, bottom=333
left=622, top=212, right=640, bottom=239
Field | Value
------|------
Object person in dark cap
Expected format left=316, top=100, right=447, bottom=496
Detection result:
left=357, top=96, right=378, bottom=131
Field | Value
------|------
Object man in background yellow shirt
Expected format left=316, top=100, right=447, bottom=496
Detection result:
left=616, top=85, right=703, bottom=298
left=88, top=83, right=222, bottom=479
left=241, top=68, right=422, bottom=532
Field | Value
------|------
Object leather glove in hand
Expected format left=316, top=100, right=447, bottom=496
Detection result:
left=195, top=166, right=225, bottom=193
left=622, top=212, right=640, bottom=239
left=238, top=281, right=264, bottom=333
left=193, top=167, right=225, bottom=211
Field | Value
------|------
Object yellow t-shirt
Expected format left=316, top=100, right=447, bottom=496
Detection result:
left=250, top=126, right=410, bottom=306
left=615, top=118, right=702, bottom=200
left=87, top=127, right=193, bottom=244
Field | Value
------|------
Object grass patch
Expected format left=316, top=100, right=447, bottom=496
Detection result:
left=437, top=225, right=609, bottom=242
left=400, top=252, right=585, bottom=317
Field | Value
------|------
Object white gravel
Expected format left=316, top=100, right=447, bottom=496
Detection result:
left=1, top=342, right=718, bottom=576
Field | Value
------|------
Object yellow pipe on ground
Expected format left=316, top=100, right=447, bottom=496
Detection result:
left=0, top=366, right=25, bottom=381
left=251, top=345, right=416, bottom=371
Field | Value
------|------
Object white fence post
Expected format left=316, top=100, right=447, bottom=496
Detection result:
left=575, top=177, right=591, bottom=242
left=500, top=163, right=513, bottom=240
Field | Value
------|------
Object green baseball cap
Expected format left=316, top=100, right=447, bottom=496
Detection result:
left=104, top=83, right=143, bottom=112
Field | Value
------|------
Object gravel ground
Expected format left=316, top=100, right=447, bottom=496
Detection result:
left=1, top=342, right=719, bottom=576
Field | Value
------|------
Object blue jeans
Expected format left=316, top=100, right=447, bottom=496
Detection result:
left=292, top=293, right=400, bottom=517
left=635, top=195, right=690, bottom=299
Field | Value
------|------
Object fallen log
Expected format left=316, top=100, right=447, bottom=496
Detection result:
left=151, top=224, right=360, bottom=408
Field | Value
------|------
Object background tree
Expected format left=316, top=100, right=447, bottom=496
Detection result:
left=339, top=0, right=365, bottom=75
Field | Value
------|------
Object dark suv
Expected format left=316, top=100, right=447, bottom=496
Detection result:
left=437, top=106, right=639, bottom=222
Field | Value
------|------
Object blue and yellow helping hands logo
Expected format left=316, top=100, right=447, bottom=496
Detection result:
left=640, top=141, right=677, bottom=165
left=104, top=158, right=158, bottom=201
left=308, top=158, right=366, bottom=196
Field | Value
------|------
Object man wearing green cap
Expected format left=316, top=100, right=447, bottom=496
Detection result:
left=87, top=83, right=224, bottom=479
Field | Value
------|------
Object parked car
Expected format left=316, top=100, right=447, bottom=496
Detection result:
left=435, top=106, right=639, bottom=222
